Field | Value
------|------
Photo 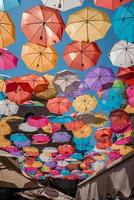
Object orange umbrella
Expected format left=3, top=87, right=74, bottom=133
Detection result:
left=72, top=124, right=92, bottom=138
left=21, top=5, right=65, bottom=47
left=65, top=120, right=85, bottom=131
left=46, top=97, right=72, bottom=115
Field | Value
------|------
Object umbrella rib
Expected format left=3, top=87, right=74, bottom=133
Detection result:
left=0, top=24, right=14, bottom=38
left=30, top=25, right=43, bottom=42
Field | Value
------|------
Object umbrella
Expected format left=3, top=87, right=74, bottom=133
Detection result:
left=65, top=120, right=84, bottom=131
left=52, top=132, right=71, bottom=143
left=0, top=78, right=6, bottom=92
left=109, top=40, right=134, bottom=68
left=49, top=115, right=74, bottom=124
left=63, top=41, right=101, bottom=71
left=42, top=0, right=84, bottom=11
left=47, top=97, right=72, bottom=115
left=0, top=99, right=19, bottom=116
left=117, top=66, right=134, bottom=86
left=72, top=94, right=97, bottom=113
left=90, top=113, right=107, bottom=128
left=10, top=133, right=31, bottom=148
left=0, top=48, right=18, bottom=70
left=6, top=81, right=33, bottom=104
left=83, top=66, right=115, bottom=91
left=53, top=70, right=81, bottom=96
left=32, top=134, right=50, bottom=144
left=27, top=116, right=49, bottom=128
left=58, top=144, right=75, bottom=157
left=126, top=86, right=134, bottom=107
left=42, top=122, right=61, bottom=134
left=94, top=0, right=131, bottom=10
left=112, top=2, right=134, bottom=42
left=109, top=109, right=130, bottom=133
left=65, top=7, right=111, bottom=42
left=19, top=122, right=38, bottom=132
left=21, top=43, right=58, bottom=73
left=0, top=0, right=21, bottom=11
left=0, top=120, right=12, bottom=135
left=72, top=124, right=92, bottom=138
left=21, top=5, right=65, bottom=47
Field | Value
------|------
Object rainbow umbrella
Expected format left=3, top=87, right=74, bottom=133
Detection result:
left=0, top=0, right=21, bottom=11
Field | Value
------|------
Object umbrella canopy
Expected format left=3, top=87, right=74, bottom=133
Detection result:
left=47, top=97, right=72, bottom=115
left=19, top=122, right=38, bottom=132
left=42, top=122, right=61, bottom=134
left=112, top=2, right=134, bottom=42
left=0, top=11, right=15, bottom=48
left=72, top=94, right=97, bottom=113
left=126, top=86, right=134, bottom=107
left=58, top=144, right=75, bottom=156
left=63, top=41, right=102, bottom=71
left=42, top=0, right=84, bottom=11
left=52, top=132, right=71, bottom=143
left=0, top=48, right=18, bottom=70
left=83, top=66, right=115, bottom=91
left=0, top=99, right=19, bottom=116
left=117, top=66, right=134, bottom=86
left=0, top=120, right=12, bottom=135
left=21, top=5, right=65, bottom=47
left=109, top=40, right=134, bottom=68
left=53, top=70, right=81, bottom=96
left=65, top=7, right=111, bottom=42
left=49, top=115, right=74, bottom=124
left=21, top=43, right=58, bottom=73
left=65, top=120, right=84, bottom=131
left=94, top=0, right=131, bottom=10
left=72, top=124, right=92, bottom=138
left=27, top=116, right=49, bottom=128
left=0, top=0, right=21, bottom=11
left=0, top=78, right=6, bottom=92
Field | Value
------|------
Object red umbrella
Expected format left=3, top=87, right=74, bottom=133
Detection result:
left=109, top=109, right=130, bottom=133
left=21, top=5, right=65, bottom=47
left=27, top=116, right=49, bottom=128
left=65, top=120, right=85, bottom=131
left=63, top=41, right=101, bottom=71
left=6, top=81, right=33, bottom=104
left=46, top=96, right=72, bottom=115
left=58, top=144, right=75, bottom=157
left=117, top=67, right=134, bottom=86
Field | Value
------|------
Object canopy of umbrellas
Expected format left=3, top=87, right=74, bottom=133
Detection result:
left=0, top=0, right=134, bottom=181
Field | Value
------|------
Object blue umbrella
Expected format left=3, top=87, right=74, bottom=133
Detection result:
left=49, top=115, right=74, bottom=124
left=0, top=0, right=21, bottom=11
left=112, top=2, right=134, bottom=42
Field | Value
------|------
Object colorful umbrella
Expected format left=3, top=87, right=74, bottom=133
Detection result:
left=0, top=120, right=12, bottom=135
left=109, top=40, right=134, bottom=68
left=49, top=115, right=74, bottom=124
left=0, top=78, right=6, bottom=92
left=21, top=5, right=65, bottom=47
left=65, top=120, right=84, bottom=131
left=0, top=99, right=19, bottom=116
left=52, top=132, right=71, bottom=143
left=53, top=70, right=81, bottom=96
left=0, top=0, right=21, bottom=11
left=72, top=94, right=97, bottom=113
left=42, top=122, right=61, bottom=134
left=112, top=2, right=134, bottom=42
left=0, top=11, right=15, bottom=48
left=90, top=113, right=108, bottom=128
left=58, top=144, right=75, bottom=157
left=21, top=43, right=58, bottom=73
left=117, top=67, right=134, bottom=86
left=27, top=116, right=49, bottom=128
left=0, top=48, right=18, bottom=70
left=72, top=124, right=92, bottom=138
left=63, top=41, right=102, bottom=71
left=65, top=7, right=111, bottom=42
left=19, top=122, right=38, bottom=132
left=10, top=133, right=31, bottom=148
left=42, top=0, right=84, bottom=11
left=126, top=86, right=134, bottom=107
left=94, top=0, right=131, bottom=10
left=47, top=97, right=72, bottom=115
left=32, top=134, right=50, bottom=144
left=83, top=66, right=115, bottom=91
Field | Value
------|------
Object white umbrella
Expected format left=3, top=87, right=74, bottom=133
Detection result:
left=19, top=122, right=38, bottom=132
left=109, top=40, right=134, bottom=68
left=41, top=0, right=84, bottom=11
left=0, top=99, right=19, bottom=116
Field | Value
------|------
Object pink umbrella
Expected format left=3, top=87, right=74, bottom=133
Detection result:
left=126, top=86, right=134, bottom=107
left=0, top=49, right=18, bottom=70
left=27, top=116, right=49, bottom=128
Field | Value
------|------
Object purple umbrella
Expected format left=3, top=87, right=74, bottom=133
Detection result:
left=83, top=66, right=116, bottom=92
left=52, top=132, right=71, bottom=143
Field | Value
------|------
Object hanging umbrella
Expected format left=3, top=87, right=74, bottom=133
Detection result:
left=49, top=115, right=74, bottom=124
left=112, top=2, right=134, bottom=42
left=65, top=7, right=111, bottom=42
left=109, top=40, right=134, bottom=68
left=19, top=122, right=38, bottom=132
left=72, top=94, right=97, bottom=113
left=83, top=66, right=115, bottom=91
left=52, top=132, right=71, bottom=143
left=94, top=0, right=131, bottom=10
left=117, top=66, right=134, bottom=86
left=6, top=81, right=33, bottom=104
left=0, top=48, right=18, bottom=70
left=0, top=99, right=19, bottom=116
left=126, top=86, right=134, bottom=107
left=58, top=144, right=75, bottom=157
left=21, top=5, right=65, bottom=47
left=42, top=0, right=84, bottom=11
left=72, top=124, right=92, bottom=138
left=21, top=43, right=58, bottom=73
left=53, top=70, right=81, bottom=96
left=0, top=78, right=6, bottom=92
left=63, top=41, right=101, bottom=71
left=27, top=116, right=49, bottom=128
left=0, top=0, right=21, bottom=11
left=42, top=122, right=61, bottom=134
left=65, top=120, right=84, bottom=131
left=0, top=120, right=12, bottom=135
left=32, top=134, right=50, bottom=145
left=90, top=113, right=108, bottom=128
left=109, top=109, right=130, bottom=133
left=47, top=97, right=72, bottom=115
left=10, top=133, right=31, bottom=148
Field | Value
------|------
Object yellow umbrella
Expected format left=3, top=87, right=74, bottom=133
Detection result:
left=0, top=136, right=11, bottom=147
left=0, top=79, right=6, bottom=92
left=0, top=11, right=15, bottom=48
left=21, top=43, right=58, bottom=73
left=73, top=124, right=92, bottom=138
left=72, top=94, right=97, bottom=113
left=65, top=7, right=111, bottom=42
left=0, top=120, right=12, bottom=136
left=111, top=144, right=133, bottom=156
left=124, top=105, right=134, bottom=114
